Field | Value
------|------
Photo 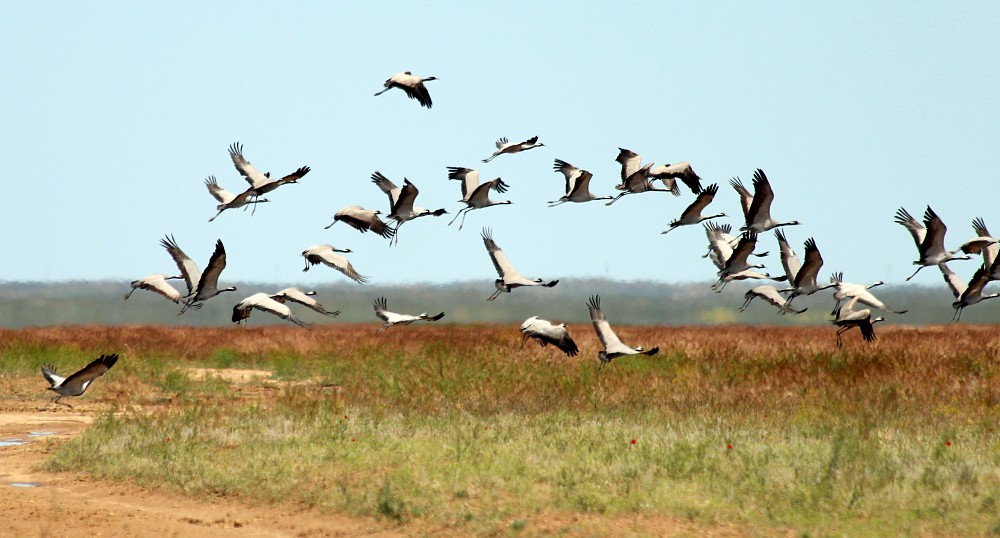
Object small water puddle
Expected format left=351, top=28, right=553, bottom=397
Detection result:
left=0, top=439, right=26, bottom=447
left=28, top=431, right=57, bottom=437
left=10, top=482, right=41, bottom=488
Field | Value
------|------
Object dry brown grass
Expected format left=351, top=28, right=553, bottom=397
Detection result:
left=4, top=323, right=999, bottom=422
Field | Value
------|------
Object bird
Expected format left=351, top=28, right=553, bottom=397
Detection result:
left=606, top=162, right=672, bottom=206
left=713, top=231, right=784, bottom=292
left=301, top=244, right=368, bottom=284
left=661, top=183, right=725, bottom=235
left=939, top=263, right=1000, bottom=322
left=714, top=232, right=769, bottom=289
left=613, top=148, right=681, bottom=194
left=831, top=298, right=884, bottom=347
left=702, top=222, right=768, bottom=270
left=270, top=287, right=340, bottom=317
left=161, top=235, right=237, bottom=314
left=741, top=169, right=801, bottom=232
left=481, top=228, right=558, bottom=301
left=648, top=161, right=703, bottom=195
left=204, top=176, right=268, bottom=222
left=228, top=142, right=310, bottom=199
left=895, top=206, right=971, bottom=281
left=959, top=217, right=998, bottom=273
left=372, top=296, right=445, bottom=333
left=739, top=285, right=807, bottom=315
left=232, top=293, right=311, bottom=327
left=448, top=176, right=512, bottom=230
left=518, top=316, right=579, bottom=356
left=829, top=272, right=907, bottom=315
left=549, top=159, right=612, bottom=206
left=41, top=354, right=119, bottom=408
left=587, top=295, right=658, bottom=370
left=482, top=136, right=544, bottom=163
left=775, top=232, right=835, bottom=303
left=714, top=268, right=781, bottom=293
left=123, top=274, right=183, bottom=303
left=373, top=71, right=437, bottom=108
left=324, top=205, right=395, bottom=239
left=372, top=171, right=447, bottom=246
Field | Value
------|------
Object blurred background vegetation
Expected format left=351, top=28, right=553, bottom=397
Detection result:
left=1, top=278, right=990, bottom=327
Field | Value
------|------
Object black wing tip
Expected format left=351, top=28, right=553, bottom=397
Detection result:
left=587, top=294, right=601, bottom=309
left=644, top=346, right=660, bottom=356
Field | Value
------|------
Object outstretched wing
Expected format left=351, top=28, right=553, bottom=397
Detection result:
left=160, top=235, right=200, bottom=295
left=228, top=142, right=270, bottom=189
left=587, top=295, right=624, bottom=350
left=62, top=354, right=119, bottom=392
left=482, top=228, right=519, bottom=279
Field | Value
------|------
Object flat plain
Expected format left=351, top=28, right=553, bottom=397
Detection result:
left=1, top=323, right=999, bottom=537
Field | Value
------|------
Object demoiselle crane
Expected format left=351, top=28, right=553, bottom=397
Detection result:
left=271, top=287, right=340, bottom=317
left=959, top=217, right=998, bottom=272
left=124, top=274, right=183, bottom=303
left=301, top=244, right=368, bottom=284
left=519, top=316, right=579, bottom=356
left=549, top=159, right=612, bottom=206
left=742, top=169, right=801, bottom=232
left=661, top=183, right=725, bottom=235
left=829, top=272, right=907, bottom=315
left=232, top=292, right=311, bottom=327
left=448, top=177, right=512, bottom=230
left=482, top=136, right=544, bottom=163
left=894, top=206, right=970, bottom=281
left=228, top=142, right=310, bottom=199
left=649, top=161, right=703, bottom=195
left=373, top=71, right=437, bottom=108
left=939, top=263, right=1000, bottom=322
left=372, top=171, right=447, bottom=246
left=702, top=222, right=768, bottom=270
left=324, top=205, right=395, bottom=239
left=161, top=235, right=237, bottom=314
left=775, top=232, right=834, bottom=303
left=606, top=163, right=670, bottom=206
left=41, top=354, right=119, bottom=408
left=832, top=298, right=884, bottom=347
left=587, top=295, right=659, bottom=370
left=481, top=228, right=558, bottom=301
left=204, top=176, right=268, bottom=222
left=372, top=296, right=445, bottom=333
left=739, top=285, right=807, bottom=315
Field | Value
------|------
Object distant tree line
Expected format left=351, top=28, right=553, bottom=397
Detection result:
left=0, top=278, right=993, bottom=328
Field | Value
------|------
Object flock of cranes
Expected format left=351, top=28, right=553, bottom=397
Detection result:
left=116, top=68, right=999, bottom=383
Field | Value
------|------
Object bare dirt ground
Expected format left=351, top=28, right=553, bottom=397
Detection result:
left=0, top=369, right=755, bottom=538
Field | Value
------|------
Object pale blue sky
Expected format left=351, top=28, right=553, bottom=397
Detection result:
left=3, top=2, right=998, bottom=290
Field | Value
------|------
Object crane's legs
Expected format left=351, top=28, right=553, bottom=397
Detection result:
left=448, top=208, right=469, bottom=227
left=905, top=264, right=927, bottom=281
left=605, top=192, right=629, bottom=206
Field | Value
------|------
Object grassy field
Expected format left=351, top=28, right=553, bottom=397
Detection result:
left=2, top=324, right=1000, bottom=536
